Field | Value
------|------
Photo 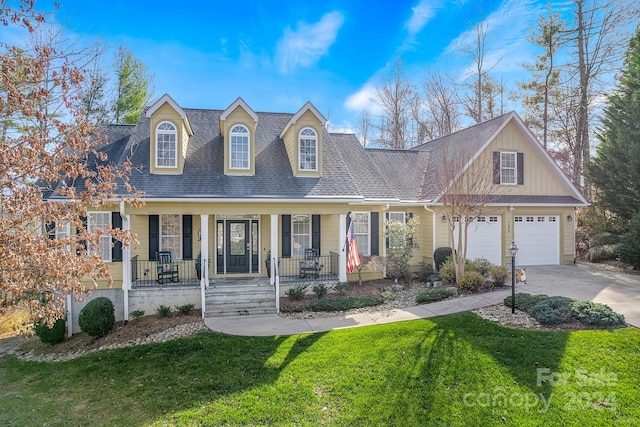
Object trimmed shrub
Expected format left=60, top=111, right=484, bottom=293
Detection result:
left=457, top=271, right=485, bottom=291
left=418, top=263, right=435, bottom=283
left=79, top=297, right=115, bottom=337
left=503, top=293, right=548, bottom=313
left=130, top=310, right=145, bottom=319
left=434, top=247, right=453, bottom=271
left=490, top=265, right=509, bottom=287
left=590, top=232, right=621, bottom=248
left=529, top=296, right=575, bottom=325
left=312, top=283, right=329, bottom=299
left=176, top=304, right=195, bottom=315
left=468, top=258, right=493, bottom=278
left=416, top=288, right=454, bottom=304
left=34, top=318, right=66, bottom=344
left=310, top=295, right=383, bottom=312
left=439, top=256, right=457, bottom=284
left=618, top=214, right=640, bottom=269
left=285, top=285, right=308, bottom=301
left=570, top=301, right=626, bottom=327
left=157, top=305, right=172, bottom=317
left=588, top=244, right=622, bottom=262
left=333, top=282, right=349, bottom=295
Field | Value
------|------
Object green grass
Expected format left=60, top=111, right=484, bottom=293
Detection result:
left=1, top=313, right=639, bottom=426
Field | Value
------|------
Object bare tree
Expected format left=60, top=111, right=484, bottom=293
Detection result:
left=412, top=70, right=462, bottom=141
left=433, top=145, right=498, bottom=281
left=462, top=17, right=489, bottom=123
left=356, top=110, right=372, bottom=147
left=372, top=57, right=415, bottom=149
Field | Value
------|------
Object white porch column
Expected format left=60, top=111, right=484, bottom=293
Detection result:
left=339, top=213, right=347, bottom=282
left=122, top=213, right=132, bottom=322
left=270, top=214, right=278, bottom=286
left=200, top=214, right=209, bottom=319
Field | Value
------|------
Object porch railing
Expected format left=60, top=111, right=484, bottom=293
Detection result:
left=131, top=257, right=200, bottom=288
left=277, top=251, right=339, bottom=283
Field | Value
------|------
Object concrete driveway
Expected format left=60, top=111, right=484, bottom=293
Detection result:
left=521, top=263, right=640, bottom=327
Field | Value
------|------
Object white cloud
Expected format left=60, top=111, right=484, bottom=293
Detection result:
left=406, top=0, right=438, bottom=36
left=344, top=84, right=380, bottom=113
left=276, top=11, right=344, bottom=74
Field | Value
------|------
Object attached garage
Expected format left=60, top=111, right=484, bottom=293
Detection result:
left=513, top=215, right=560, bottom=265
left=454, top=215, right=502, bottom=266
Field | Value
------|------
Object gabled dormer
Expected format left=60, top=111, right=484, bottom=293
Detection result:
left=219, top=97, right=258, bottom=176
left=146, top=94, right=193, bottom=175
left=280, top=102, right=326, bottom=177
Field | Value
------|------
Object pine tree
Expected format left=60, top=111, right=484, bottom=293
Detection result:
left=112, top=45, right=154, bottom=124
left=587, top=26, right=640, bottom=221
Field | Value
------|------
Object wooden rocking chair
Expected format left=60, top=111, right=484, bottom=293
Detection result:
left=299, top=248, right=321, bottom=279
left=156, top=251, right=179, bottom=284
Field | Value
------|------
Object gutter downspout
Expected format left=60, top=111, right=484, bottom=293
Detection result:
left=424, top=204, right=437, bottom=269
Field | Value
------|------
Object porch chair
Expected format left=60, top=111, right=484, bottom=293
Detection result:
left=299, top=248, right=321, bottom=279
left=156, top=251, right=179, bottom=284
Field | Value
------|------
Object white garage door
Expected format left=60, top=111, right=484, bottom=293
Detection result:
left=453, top=215, right=502, bottom=265
left=514, top=215, right=560, bottom=265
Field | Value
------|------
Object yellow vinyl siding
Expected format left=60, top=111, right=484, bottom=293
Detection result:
left=222, top=106, right=257, bottom=176
left=281, top=110, right=323, bottom=177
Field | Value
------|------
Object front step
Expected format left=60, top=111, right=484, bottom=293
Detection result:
left=204, top=281, right=276, bottom=317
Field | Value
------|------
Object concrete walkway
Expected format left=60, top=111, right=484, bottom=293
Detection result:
left=204, top=264, right=640, bottom=336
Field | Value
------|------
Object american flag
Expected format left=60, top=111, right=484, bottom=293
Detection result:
left=346, top=220, right=361, bottom=273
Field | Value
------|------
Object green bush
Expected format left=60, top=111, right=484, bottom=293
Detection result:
left=468, top=258, right=493, bottom=278
left=503, top=293, right=548, bottom=313
left=490, top=265, right=509, bottom=287
left=285, top=285, right=308, bottom=301
left=312, top=283, right=329, bottom=299
left=333, top=282, right=349, bottom=295
left=79, top=297, right=115, bottom=337
left=157, top=305, right=172, bottom=317
left=618, top=214, right=640, bottom=269
left=570, top=301, right=626, bottom=327
left=439, top=256, right=457, bottom=284
left=590, top=232, right=622, bottom=247
left=457, top=271, right=485, bottom=291
left=588, top=244, right=622, bottom=262
left=529, top=296, right=575, bottom=325
left=416, top=288, right=454, bottom=304
left=310, top=295, right=383, bottom=312
left=417, top=263, right=435, bottom=283
left=434, top=247, right=453, bottom=271
left=130, top=310, right=145, bottom=319
left=176, top=304, right=195, bottom=315
left=34, top=318, right=66, bottom=344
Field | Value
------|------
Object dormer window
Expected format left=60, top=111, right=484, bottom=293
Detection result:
left=230, top=125, right=250, bottom=169
left=156, top=122, right=177, bottom=168
left=299, top=128, right=317, bottom=171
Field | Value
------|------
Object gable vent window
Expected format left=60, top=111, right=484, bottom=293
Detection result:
left=156, top=122, right=177, bottom=168
left=230, top=125, right=250, bottom=169
left=299, top=128, right=317, bottom=171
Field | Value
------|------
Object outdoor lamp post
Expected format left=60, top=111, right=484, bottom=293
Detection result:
left=509, top=241, right=519, bottom=314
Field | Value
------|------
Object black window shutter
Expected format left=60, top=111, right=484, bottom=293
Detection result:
left=149, top=215, right=159, bottom=260
left=281, top=215, right=291, bottom=258
left=517, top=152, right=524, bottom=185
left=46, top=221, right=56, bottom=240
left=76, top=216, right=87, bottom=256
left=111, top=212, right=122, bottom=261
left=182, top=215, right=193, bottom=260
left=371, top=212, right=379, bottom=256
left=311, top=215, right=321, bottom=253
left=385, top=213, right=389, bottom=248
left=407, top=212, right=414, bottom=247
left=493, top=151, right=500, bottom=184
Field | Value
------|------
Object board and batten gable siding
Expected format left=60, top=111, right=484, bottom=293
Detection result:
left=149, top=102, right=188, bottom=175
left=281, top=110, right=323, bottom=177
left=484, top=122, right=576, bottom=197
left=221, top=105, right=257, bottom=176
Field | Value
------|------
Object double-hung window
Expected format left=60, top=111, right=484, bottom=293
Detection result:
left=387, top=212, right=405, bottom=248
left=88, top=212, right=111, bottom=262
left=160, top=214, right=182, bottom=259
left=292, top=214, right=310, bottom=258
left=500, top=152, right=517, bottom=184
left=230, top=125, right=249, bottom=169
left=351, top=212, right=370, bottom=256
left=156, top=122, right=177, bottom=167
left=56, top=222, right=71, bottom=252
left=299, top=128, right=317, bottom=171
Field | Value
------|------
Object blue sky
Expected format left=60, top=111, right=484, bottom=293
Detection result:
left=18, top=0, right=571, bottom=131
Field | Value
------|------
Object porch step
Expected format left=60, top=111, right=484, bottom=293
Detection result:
left=204, top=282, right=276, bottom=317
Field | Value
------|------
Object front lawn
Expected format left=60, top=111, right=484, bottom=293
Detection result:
left=1, top=313, right=639, bottom=426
